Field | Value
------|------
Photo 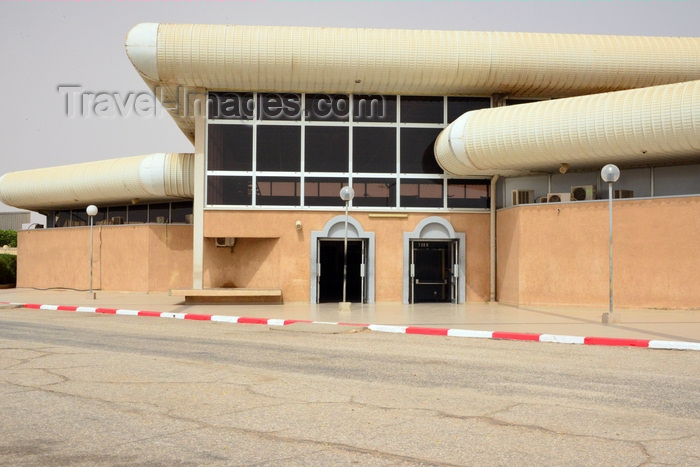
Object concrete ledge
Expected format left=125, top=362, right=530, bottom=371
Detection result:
left=171, top=288, right=283, bottom=304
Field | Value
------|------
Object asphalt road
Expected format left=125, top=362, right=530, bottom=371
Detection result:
left=1, top=308, right=699, bottom=466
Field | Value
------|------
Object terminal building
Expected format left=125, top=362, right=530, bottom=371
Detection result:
left=1, top=24, right=699, bottom=308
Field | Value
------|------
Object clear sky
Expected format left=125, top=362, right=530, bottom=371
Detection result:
left=1, top=0, right=699, bottom=213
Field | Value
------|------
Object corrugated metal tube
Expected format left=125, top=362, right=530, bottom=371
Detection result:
left=0, top=153, right=194, bottom=211
left=125, top=23, right=700, bottom=143
left=435, top=80, right=700, bottom=176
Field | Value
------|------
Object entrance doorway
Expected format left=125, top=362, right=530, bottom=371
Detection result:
left=410, top=240, right=459, bottom=303
left=317, top=239, right=367, bottom=303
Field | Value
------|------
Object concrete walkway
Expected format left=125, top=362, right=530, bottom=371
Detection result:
left=1, top=288, right=699, bottom=345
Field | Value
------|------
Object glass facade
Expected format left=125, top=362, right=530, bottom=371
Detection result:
left=48, top=202, right=193, bottom=228
left=206, top=92, right=492, bottom=210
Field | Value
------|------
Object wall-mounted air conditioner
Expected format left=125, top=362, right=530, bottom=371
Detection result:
left=546, top=193, right=572, bottom=203
left=571, top=185, right=596, bottom=201
left=215, top=237, right=236, bottom=248
left=614, top=190, right=634, bottom=199
left=511, top=189, right=534, bottom=206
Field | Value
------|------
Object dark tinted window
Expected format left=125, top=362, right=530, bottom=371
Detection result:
left=108, top=206, right=127, bottom=225
left=208, top=124, right=253, bottom=171
left=353, top=127, right=396, bottom=173
left=354, top=95, right=396, bottom=122
left=400, top=179, right=443, bottom=208
left=400, top=128, right=442, bottom=174
left=352, top=178, right=397, bottom=207
left=256, top=125, right=301, bottom=172
left=306, top=94, right=350, bottom=121
left=256, top=177, right=300, bottom=206
left=171, top=202, right=193, bottom=223
left=54, top=211, right=70, bottom=227
left=447, top=96, right=491, bottom=122
left=506, top=98, right=539, bottom=106
left=71, top=210, right=89, bottom=227
left=149, top=203, right=169, bottom=223
left=259, top=93, right=302, bottom=121
left=401, top=96, right=443, bottom=123
left=207, top=176, right=252, bottom=205
left=305, top=127, right=349, bottom=172
left=89, top=209, right=106, bottom=226
left=208, top=92, right=255, bottom=120
left=304, top=178, right=347, bottom=207
left=447, top=180, right=490, bottom=208
left=128, top=204, right=147, bottom=223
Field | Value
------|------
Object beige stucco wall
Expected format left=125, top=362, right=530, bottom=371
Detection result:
left=204, top=210, right=491, bottom=302
left=497, top=196, right=700, bottom=309
left=17, top=225, right=192, bottom=292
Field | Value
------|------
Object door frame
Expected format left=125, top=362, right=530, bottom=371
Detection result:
left=409, top=239, right=459, bottom=304
left=310, top=215, right=375, bottom=304
left=317, top=238, right=368, bottom=304
left=403, top=217, right=466, bottom=304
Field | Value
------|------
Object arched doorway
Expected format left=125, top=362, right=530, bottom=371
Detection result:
left=403, top=217, right=466, bottom=304
left=310, top=216, right=375, bottom=304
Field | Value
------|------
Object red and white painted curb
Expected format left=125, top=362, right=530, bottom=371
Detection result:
left=4, top=302, right=700, bottom=351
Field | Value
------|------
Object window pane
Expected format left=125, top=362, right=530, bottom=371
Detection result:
left=354, top=95, right=396, bottom=122
left=506, top=98, right=540, bottom=106
left=447, top=180, right=490, bottom=208
left=208, top=92, right=255, bottom=120
left=108, top=206, right=126, bottom=225
left=54, top=211, right=70, bottom=227
left=447, top=96, right=491, bottom=122
left=71, top=210, right=89, bottom=227
left=401, top=96, right=443, bottom=123
left=256, top=126, right=301, bottom=172
left=256, top=177, right=300, bottom=206
left=400, top=179, right=444, bottom=208
left=304, top=178, right=347, bottom=207
left=305, top=127, right=349, bottom=172
left=352, top=178, right=396, bottom=207
left=149, top=203, right=169, bottom=223
left=305, top=94, right=350, bottom=122
left=171, top=202, right=193, bottom=223
left=208, top=124, right=253, bottom=171
left=353, top=127, right=396, bottom=173
left=259, top=93, right=302, bottom=121
left=128, top=204, right=147, bottom=223
left=207, top=176, right=252, bottom=205
left=92, top=209, right=107, bottom=226
left=400, top=128, right=443, bottom=174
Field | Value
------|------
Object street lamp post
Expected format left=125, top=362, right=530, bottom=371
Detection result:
left=339, top=186, right=355, bottom=312
left=86, top=205, right=98, bottom=299
left=600, top=164, right=620, bottom=324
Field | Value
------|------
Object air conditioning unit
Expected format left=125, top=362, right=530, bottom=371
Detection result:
left=614, top=190, right=634, bottom=199
left=571, top=185, right=596, bottom=201
left=215, top=237, right=236, bottom=248
left=546, top=193, right=572, bottom=203
left=511, top=189, right=534, bottom=206
left=111, top=216, right=125, bottom=225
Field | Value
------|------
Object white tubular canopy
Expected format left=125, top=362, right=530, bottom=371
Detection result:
left=0, top=153, right=194, bottom=211
left=125, top=23, right=700, bottom=142
left=434, top=80, right=700, bottom=176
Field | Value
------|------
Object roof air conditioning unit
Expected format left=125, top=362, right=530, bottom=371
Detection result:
left=571, top=185, right=596, bottom=201
left=511, top=189, right=534, bottom=206
left=614, top=190, right=634, bottom=199
left=546, top=193, right=572, bottom=203
left=215, top=237, right=236, bottom=248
